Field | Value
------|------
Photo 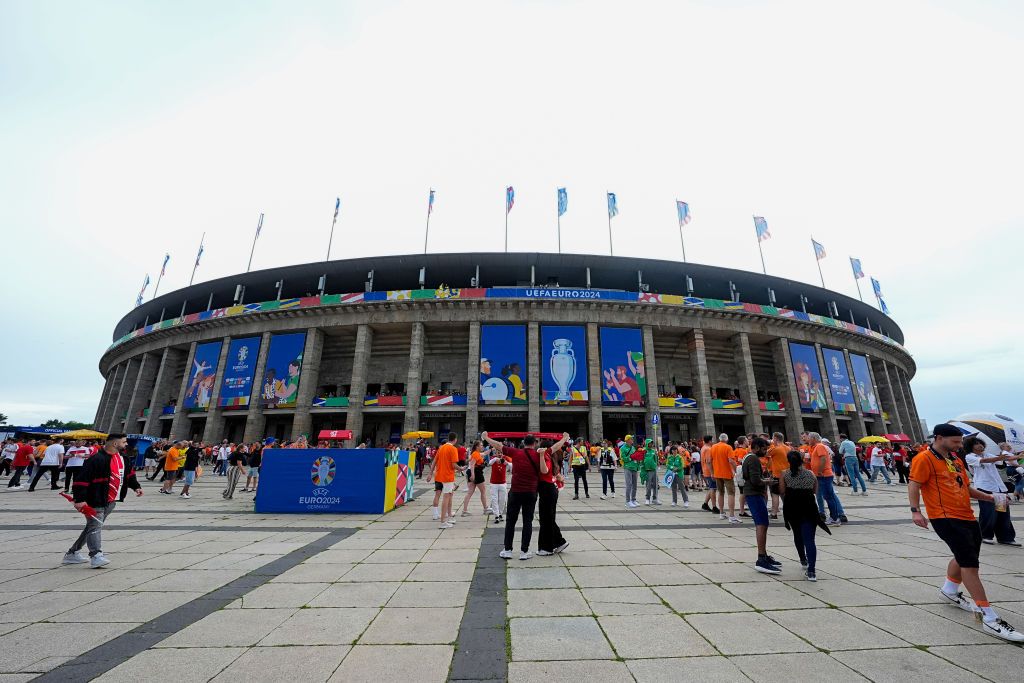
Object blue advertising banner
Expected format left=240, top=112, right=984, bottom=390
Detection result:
left=218, top=336, right=262, bottom=407
left=789, top=342, right=828, bottom=412
left=541, top=325, right=588, bottom=404
left=487, top=288, right=636, bottom=302
left=479, top=325, right=527, bottom=404
left=599, top=327, right=646, bottom=406
left=255, top=448, right=387, bottom=513
left=822, top=348, right=856, bottom=412
left=182, top=340, right=223, bottom=410
left=850, top=353, right=880, bottom=414
left=261, top=332, right=306, bottom=408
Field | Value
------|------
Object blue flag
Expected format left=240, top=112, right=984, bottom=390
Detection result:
left=753, top=216, right=770, bottom=241
left=850, top=257, right=864, bottom=279
left=607, top=192, right=618, bottom=218
left=557, top=187, right=567, bottom=217
left=871, top=277, right=890, bottom=314
left=506, top=186, right=515, bottom=214
left=195, top=243, right=204, bottom=267
left=428, top=189, right=435, bottom=215
left=255, top=212, right=264, bottom=238
left=812, top=238, right=827, bottom=260
left=160, top=253, right=170, bottom=277
left=676, top=200, right=691, bottom=227
left=333, top=197, right=340, bottom=220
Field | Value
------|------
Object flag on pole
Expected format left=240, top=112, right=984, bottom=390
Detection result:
left=753, top=216, right=771, bottom=241
left=506, top=186, right=515, bottom=214
left=557, top=187, right=567, bottom=217
left=871, top=277, right=890, bottom=314
left=255, top=213, right=264, bottom=238
left=812, top=238, right=827, bottom=260
left=135, top=274, right=150, bottom=307
left=159, top=253, right=170, bottom=277
left=850, top=257, right=864, bottom=279
left=607, top=192, right=618, bottom=218
left=333, top=197, right=340, bottom=220
left=195, top=243, right=204, bottom=267
left=676, top=201, right=691, bottom=227
left=428, top=189, right=435, bottom=215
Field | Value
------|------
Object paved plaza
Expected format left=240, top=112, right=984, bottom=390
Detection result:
left=0, top=473, right=1022, bottom=682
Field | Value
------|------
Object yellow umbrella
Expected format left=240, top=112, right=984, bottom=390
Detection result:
left=858, top=435, right=890, bottom=444
left=53, top=429, right=109, bottom=440
left=402, top=431, right=435, bottom=440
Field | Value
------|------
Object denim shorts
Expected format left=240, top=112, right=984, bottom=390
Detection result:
left=746, top=493, right=770, bottom=526
left=182, top=470, right=196, bottom=485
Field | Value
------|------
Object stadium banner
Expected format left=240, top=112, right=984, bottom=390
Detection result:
left=822, top=347, right=856, bottom=412
left=260, top=332, right=306, bottom=408
left=850, top=353, right=880, bottom=414
left=479, top=325, right=528, bottom=404
left=789, top=342, right=828, bottom=413
left=658, top=397, right=697, bottom=408
left=254, top=448, right=415, bottom=514
left=486, top=287, right=636, bottom=302
left=540, top=325, right=589, bottom=405
left=182, top=341, right=223, bottom=410
left=599, top=327, right=646, bottom=406
left=218, top=336, right=261, bottom=407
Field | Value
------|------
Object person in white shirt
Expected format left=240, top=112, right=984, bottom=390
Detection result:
left=868, top=445, right=893, bottom=485
left=216, top=440, right=231, bottom=476
left=0, top=440, right=16, bottom=477
left=964, top=436, right=1019, bottom=546
left=62, top=440, right=91, bottom=493
left=29, top=440, right=64, bottom=492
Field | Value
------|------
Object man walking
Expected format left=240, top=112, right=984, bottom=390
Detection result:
left=222, top=444, right=248, bottom=499
left=711, top=434, right=739, bottom=523
left=963, top=435, right=1020, bottom=547
left=215, top=440, right=230, bottom=475
left=483, top=431, right=544, bottom=561
left=7, top=440, right=33, bottom=489
left=910, top=424, right=1023, bottom=641
left=160, top=441, right=184, bottom=494
left=808, top=433, right=845, bottom=525
left=620, top=435, right=641, bottom=508
left=767, top=433, right=789, bottom=518
left=742, top=437, right=781, bottom=574
left=840, top=433, right=868, bottom=496
left=63, top=433, right=143, bottom=568
left=868, top=442, right=893, bottom=485
left=700, top=436, right=719, bottom=513
left=428, top=433, right=463, bottom=529
left=179, top=442, right=200, bottom=499
left=62, top=440, right=91, bottom=493
left=29, top=439, right=64, bottom=492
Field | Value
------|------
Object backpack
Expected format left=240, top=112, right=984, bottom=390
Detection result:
left=735, top=454, right=751, bottom=488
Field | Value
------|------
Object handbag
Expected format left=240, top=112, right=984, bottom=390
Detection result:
left=734, top=460, right=746, bottom=488
left=663, top=470, right=675, bottom=487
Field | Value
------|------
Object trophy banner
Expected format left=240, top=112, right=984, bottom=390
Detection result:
left=541, top=325, right=588, bottom=405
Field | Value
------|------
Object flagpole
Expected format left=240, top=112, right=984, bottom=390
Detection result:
left=607, top=192, right=614, bottom=256
left=326, top=204, right=338, bottom=262
left=247, top=213, right=263, bottom=272
left=152, top=258, right=166, bottom=299
left=812, top=236, right=825, bottom=288
left=755, top=227, right=767, bottom=275
left=504, top=203, right=509, bottom=253
left=423, top=190, right=432, bottom=254
left=854, top=278, right=863, bottom=302
left=189, top=232, right=204, bottom=286
left=679, top=226, right=687, bottom=263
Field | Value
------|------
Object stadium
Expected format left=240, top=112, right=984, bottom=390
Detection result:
left=93, top=252, right=923, bottom=447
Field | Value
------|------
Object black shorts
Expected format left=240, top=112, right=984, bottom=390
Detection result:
left=931, top=518, right=982, bottom=569
left=769, top=482, right=781, bottom=496
left=435, top=481, right=443, bottom=492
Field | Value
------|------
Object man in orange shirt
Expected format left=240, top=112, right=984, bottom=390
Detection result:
left=767, top=432, right=789, bottom=518
left=710, top=434, right=739, bottom=523
left=807, top=433, right=845, bottom=525
left=427, top=432, right=465, bottom=529
left=910, top=424, right=1023, bottom=642
left=699, top=436, right=719, bottom=514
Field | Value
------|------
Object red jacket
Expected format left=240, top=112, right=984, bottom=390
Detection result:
left=13, top=444, right=33, bottom=467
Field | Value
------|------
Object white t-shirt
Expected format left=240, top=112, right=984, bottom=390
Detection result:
left=966, top=453, right=1005, bottom=492
left=217, top=446, right=230, bottom=460
left=41, top=444, right=65, bottom=466
left=2, top=444, right=16, bottom=461
left=691, top=451, right=701, bottom=463
left=65, top=446, right=90, bottom=468
left=869, top=446, right=885, bottom=467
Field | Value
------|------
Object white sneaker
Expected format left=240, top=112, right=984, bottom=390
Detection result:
left=827, top=518, right=842, bottom=526
left=861, top=491, right=869, bottom=496
left=536, top=550, right=554, bottom=556
left=982, top=617, right=1024, bottom=643
left=90, top=554, right=110, bottom=568
left=519, top=551, right=532, bottom=560
left=610, top=493, right=615, bottom=498
left=600, top=495, right=606, bottom=500
left=439, top=522, right=454, bottom=529
left=644, top=499, right=651, bottom=505
left=431, top=513, right=440, bottom=521
left=981, top=538, right=995, bottom=545
left=461, top=510, right=471, bottom=517
left=62, top=552, right=87, bottom=565
left=941, top=589, right=975, bottom=612
left=671, top=502, right=677, bottom=507
left=180, top=493, right=190, bottom=499
left=719, top=513, right=727, bottom=520
left=653, top=499, right=663, bottom=505
left=683, top=501, right=690, bottom=508
left=729, top=517, right=742, bottom=524
left=499, top=549, right=514, bottom=559
left=554, top=541, right=569, bottom=554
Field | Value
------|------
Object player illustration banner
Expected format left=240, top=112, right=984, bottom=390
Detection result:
left=182, top=341, right=222, bottom=410
left=218, top=336, right=261, bottom=407
left=479, top=325, right=527, bottom=404
left=849, top=353, right=880, bottom=414
left=822, top=348, right=856, bottom=412
left=541, top=325, right=588, bottom=405
left=789, top=342, right=828, bottom=412
left=260, top=332, right=306, bottom=408
left=600, top=327, right=646, bottom=406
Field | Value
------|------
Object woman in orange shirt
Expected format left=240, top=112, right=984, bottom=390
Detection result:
left=460, top=441, right=489, bottom=516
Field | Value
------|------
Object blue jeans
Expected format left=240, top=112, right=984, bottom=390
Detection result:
left=870, top=465, right=891, bottom=484
left=791, top=520, right=818, bottom=571
left=845, top=457, right=867, bottom=492
left=817, top=476, right=844, bottom=520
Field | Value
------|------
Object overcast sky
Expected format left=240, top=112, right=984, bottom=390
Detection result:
left=3, top=0, right=1022, bottom=428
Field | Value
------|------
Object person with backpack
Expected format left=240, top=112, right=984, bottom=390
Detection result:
left=570, top=439, right=590, bottom=500
left=666, top=444, right=688, bottom=507
left=641, top=438, right=661, bottom=505
left=598, top=441, right=617, bottom=500
left=620, top=435, right=641, bottom=508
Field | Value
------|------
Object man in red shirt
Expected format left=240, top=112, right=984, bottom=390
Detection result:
left=7, top=441, right=35, bottom=489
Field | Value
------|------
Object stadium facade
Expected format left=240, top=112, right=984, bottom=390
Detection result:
left=94, top=253, right=923, bottom=446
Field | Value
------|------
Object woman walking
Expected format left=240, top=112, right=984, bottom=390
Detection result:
left=666, top=445, right=689, bottom=507
left=461, top=441, right=489, bottom=515
left=780, top=450, right=832, bottom=581
left=570, top=439, right=590, bottom=500
left=598, top=441, right=616, bottom=499
left=537, top=434, right=570, bottom=556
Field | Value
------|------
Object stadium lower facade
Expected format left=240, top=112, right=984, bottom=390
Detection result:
left=94, top=253, right=923, bottom=446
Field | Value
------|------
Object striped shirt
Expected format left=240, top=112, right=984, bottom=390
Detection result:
left=108, top=453, right=124, bottom=503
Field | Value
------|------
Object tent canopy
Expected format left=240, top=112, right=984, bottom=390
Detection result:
left=53, top=429, right=108, bottom=440
left=858, top=436, right=890, bottom=444
left=883, top=433, right=912, bottom=443
left=317, top=429, right=353, bottom=441
left=401, top=431, right=434, bottom=440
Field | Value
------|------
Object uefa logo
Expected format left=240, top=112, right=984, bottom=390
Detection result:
left=311, top=457, right=336, bottom=486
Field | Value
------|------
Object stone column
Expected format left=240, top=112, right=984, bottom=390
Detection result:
left=107, top=358, right=139, bottom=433
left=241, top=332, right=274, bottom=443
left=290, top=329, right=325, bottom=441
left=465, top=322, right=480, bottom=439
left=527, top=322, right=540, bottom=433
left=142, top=347, right=185, bottom=437
left=97, top=363, right=124, bottom=432
left=343, top=324, right=374, bottom=444
left=641, top=325, right=662, bottom=446
left=403, top=323, right=425, bottom=434
left=841, top=349, right=867, bottom=440
left=201, top=338, right=233, bottom=444
left=732, top=333, right=762, bottom=435
left=125, top=353, right=159, bottom=435
left=586, top=323, right=603, bottom=442
left=169, top=342, right=198, bottom=440
left=872, top=358, right=904, bottom=435
left=813, top=343, right=840, bottom=442
left=771, top=338, right=805, bottom=441
left=687, top=329, right=716, bottom=439
left=899, top=369, right=925, bottom=441
left=892, top=366, right=919, bottom=440
left=863, top=355, right=889, bottom=436
left=93, top=373, right=115, bottom=428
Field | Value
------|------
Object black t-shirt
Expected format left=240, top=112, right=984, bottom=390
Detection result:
left=228, top=449, right=247, bottom=466
left=248, top=449, right=262, bottom=467
left=183, top=447, right=201, bottom=471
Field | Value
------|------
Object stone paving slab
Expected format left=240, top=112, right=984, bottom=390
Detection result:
left=510, top=616, right=615, bottom=661
left=599, top=614, right=715, bottom=658
left=328, top=644, right=453, bottom=682
left=211, top=645, right=351, bottom=682
left=831, top=647, right=988, bottom=683
left=509, top=660, right=631, bottom=682
left=626, top=656, right=747, bottom=682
